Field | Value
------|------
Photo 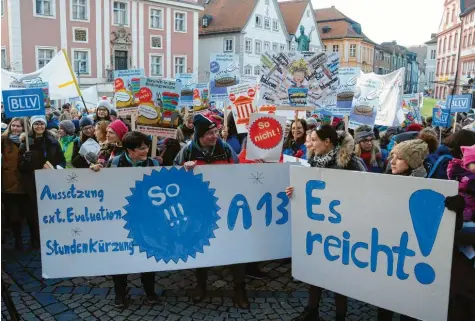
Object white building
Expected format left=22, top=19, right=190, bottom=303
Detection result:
left=197, top=0, right=289, bottom=82
left=424, top=34, right=437, bottom=95
left=279, top=0, right=322, bottom=52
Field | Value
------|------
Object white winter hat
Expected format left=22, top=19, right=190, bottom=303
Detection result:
left=96, top=99, right=112, bottom=112
left=29, top=115, right=47, bottom=128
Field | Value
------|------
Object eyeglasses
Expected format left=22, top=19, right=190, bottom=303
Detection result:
left=82, top=125, right=93, bottom=131
left=204, top=129, right=219, bottom=137
left=33, top=122, right=46, bottom=127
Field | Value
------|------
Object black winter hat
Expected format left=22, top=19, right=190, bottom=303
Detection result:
left=193, top=114, right=216, bottom=139
left=79, top=116, right=94, bottom=128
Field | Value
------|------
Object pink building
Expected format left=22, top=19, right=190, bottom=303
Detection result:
left=1, top=0, right=202, bottom=86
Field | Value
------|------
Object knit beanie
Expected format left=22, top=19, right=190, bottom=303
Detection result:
left=29, top=115, right=47, bottom=128
left=406, top=123, right=423, bottom=132
left=354, top=125, right=375, bottom=144
left=391, top=139, right=429, bottom=169
left=461, top=145, right=475, bottom=168
left=306, top=117, right=318, bottom=130
left=79, top=116, right=94, bottom=128
left=193, top=113, right=217, bottom=139
left=394, top=131, right=419, bottom=144
left=108, top=120, right=129, bottom=141
left=419, top=127, right=438, bottom=139
left=96, top=99, right=112, bottom=112
left=59, top=120, right=76, bottom=136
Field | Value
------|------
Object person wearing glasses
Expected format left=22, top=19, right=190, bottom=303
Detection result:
left=173, top=114, right=249, bottom=308
left=354, top=125, right=385, bottom=173
left=71, top=117, right=98, bottom=168
left=18, top=115, right=66, bottom=249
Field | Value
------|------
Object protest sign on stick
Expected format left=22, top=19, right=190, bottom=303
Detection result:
left=246, top=113, right=286, bottom=162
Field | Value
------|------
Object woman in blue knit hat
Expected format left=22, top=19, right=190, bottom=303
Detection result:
left=71, top=116, right=98, bottom=168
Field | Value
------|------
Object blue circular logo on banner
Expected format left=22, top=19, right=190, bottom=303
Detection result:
left=210, top=61, right=220, bottom=73
left=123, top=167, right=220, bottom=263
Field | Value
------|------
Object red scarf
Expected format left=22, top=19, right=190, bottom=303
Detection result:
left=360, top=150, right=372, bottom=170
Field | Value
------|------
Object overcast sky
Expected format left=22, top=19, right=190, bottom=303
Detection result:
left=311, top=0, right=444, bottom=47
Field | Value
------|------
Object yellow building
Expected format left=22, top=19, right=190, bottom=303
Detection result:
left=314, top=6, right=376, bottom=73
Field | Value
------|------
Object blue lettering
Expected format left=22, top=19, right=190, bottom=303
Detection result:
left=323, top=235, right=341, bottom=261
left=305, top=180, right=326, bottom=221
left=38, top=184, right=105, bottom=202
left=328, top=200, right=342, bottom=224
left=392, top=232, right=416, bottom=280
left=370, top=228, right=394, bottom=276
left=276, top=192, right=289, bottom=225
left=257, top=192, right=272, bottom=226
left=66, top=207, right=74, bottom=223
left=351, top=242, right=369, bottom=268
left=342, top=231, right=350, bottom=265
left=227, top=194, right=252, bottom=230
left=306, top=231, right=322, bottom=255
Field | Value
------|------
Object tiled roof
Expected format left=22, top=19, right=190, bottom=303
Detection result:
left=425, top=37, right=437, bottom=45
left=279, top=0, right=309, bottom=34
left=199, top=0, right=258, bottom=35
left=315, top=7, right=376, bottom=45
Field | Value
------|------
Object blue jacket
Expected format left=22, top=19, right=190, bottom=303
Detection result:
left=46, top=116, right=59, bottom=130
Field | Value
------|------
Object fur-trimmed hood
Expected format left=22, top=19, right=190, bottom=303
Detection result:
left=335, top=130, right=355, bottom=168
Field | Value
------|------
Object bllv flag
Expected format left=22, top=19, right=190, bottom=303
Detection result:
left=1, top=50, right=80, bottom=100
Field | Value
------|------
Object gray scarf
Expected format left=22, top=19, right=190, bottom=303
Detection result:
left=309, top=147, right=339, bottom=168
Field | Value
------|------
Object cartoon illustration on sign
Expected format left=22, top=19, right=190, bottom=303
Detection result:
left=113, top=69, right=144, bottom=115
left=228, top=83, right=257, bottom=133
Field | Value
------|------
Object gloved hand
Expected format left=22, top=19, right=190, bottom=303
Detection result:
left=23, top=151, right=33, bottom=162
left=445, top=195, right=465, bottom=214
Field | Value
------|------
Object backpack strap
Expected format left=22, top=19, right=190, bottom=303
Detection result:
left=427, top=154, right=453, bottom=178
left=110, top=155, right=121, bottom=168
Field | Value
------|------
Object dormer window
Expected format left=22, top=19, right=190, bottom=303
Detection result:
left=203, top=17, right=208, bottom=27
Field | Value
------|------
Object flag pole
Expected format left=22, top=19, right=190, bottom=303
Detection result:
left=62, top=49, right=90, bottom=115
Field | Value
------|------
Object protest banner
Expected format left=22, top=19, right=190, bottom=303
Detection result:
left=26, top=81, right=51, bottom=107
left=349, top=71, right=381, bottom=129
left=375, top=68, right=405, bottom=126
left=401, top=93, right=422, bottom=128
left=432, top=107, right=453, bottom=128
left=1, top=50, right=80, bottom=100
left=136, top=78, right=181, bottom=138
left=228, top=83, right=258, bottom=133
left=192, top=83, right=210, bottom=113
left=246, top=113, right=286, bottom=162
left=176, top=73, right=196, bottom=107
left=113, top=69, right=144, bottom=116
left=290, top=167, right=457, bottom=321
left=36, top=164, right=291, bottom=278
left=258, top=51, right=339, bottom=112
left=209, top=53, right=240, bottom=99
left=334, top=67, right=359, bottom=117
left=445, top=94, right=472, bottom=113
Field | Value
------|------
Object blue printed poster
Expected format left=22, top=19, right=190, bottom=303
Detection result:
left=290, top=167, right=457, bottom=321
left=35, top=164, right=290, bottom=278
left=176, top=73, right=196, bottom=107
left=209, top=53, right=240, bottom=99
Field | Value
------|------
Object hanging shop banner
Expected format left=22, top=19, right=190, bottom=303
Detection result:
left=209, top=53, right=240, bottom=100
left=349, top=71, right=381, bottom=129
left=290, top=166, right=457, bottom=321
left=334, top=67, right=360, bottom=117
left=36, top=164, right=291, bottom=278
left=246, top=113, right=286, bottom=162
left=136, top=78, right=181, bottom=138
left=113, top=69, right=144, bottom=116
left=176, top=73, right=196, bottom=107
left=26, top=81, right=51, bottom=107
left=228, top=83, right=258, bottom=134
left=259, top=52, right=339, bottom=112
left=1, top=50, right=79, bottom=100
left=192, top=83, right=210, bottom=113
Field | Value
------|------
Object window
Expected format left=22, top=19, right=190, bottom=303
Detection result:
left=35, top=0, right=54, bottom=17
left=150, top=8, right=163, bottom=29
left=272, top=20, right=279, bottom=32
left=174, top=11, right=186, bottom=32
left=464, top=34, right=467, bottom=48
left=72, top=0, right=88, bottom=21
left=470, top=33, right=473, bottom=47
left=254, top=66, right=260, bottom=76
left=255, top=15, right=262, bottom=28
left=150, top=55, right=163, bottom=76
left=350, top=44, right=356, bottom=57
left=36, top=47, right=55, bottom=69
left=151, top=35, right=162, bottom=49
left=449, top=36, right=452, bottom=50
left=324, top=45, right=327, bottom=52
left=291, top=44, right=296, bottom=52
left=446, top=10, right=450, bottom=24
left=1, top=0, right=3, bottom=17
left=1, top=48, right=6, bottom=69
left=73, top=28, right=88, bottom=43
left=244, top=65, right=252, bottom=75
left=451, top=58, right=455, bottom=74
left=113, top=1, right=127, bottom=25
left=245, top=38, right=252, bottom=53
left=280, top=44, right=286, bottom=52
left=454, top=33, right=458, bottom=49
left=264, top=17, right=270, bottom=30
left=174, top=56, right=186, bottom=75
left=272, top=42, right=278, bottom=52
left=73, top=50, right=89, bottom=75
left=255, top=40, right=262, bottom=54
left=224, top=38, right=233, bottom=52
left=430, top=50, right=436, bottom=59
left=264, top=41, right=270, bottom=52
left=332, top=45, right=339, bottom=52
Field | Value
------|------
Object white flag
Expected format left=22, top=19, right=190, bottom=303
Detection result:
left=1, top=49, right=79, bottom=100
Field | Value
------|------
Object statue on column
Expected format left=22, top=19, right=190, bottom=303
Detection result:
left=294, top=25, right=315, bottom=52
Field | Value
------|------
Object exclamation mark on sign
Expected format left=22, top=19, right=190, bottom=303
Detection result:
left=408, top=189, right=446, bottom=285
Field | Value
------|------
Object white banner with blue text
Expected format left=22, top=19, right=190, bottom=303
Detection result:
left=36, top=164, right=291, bottom=278
left=290, top=166, right=457, bottom=321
